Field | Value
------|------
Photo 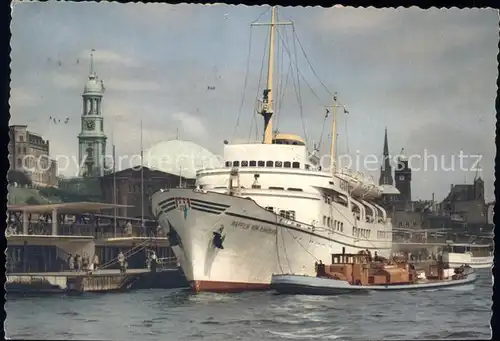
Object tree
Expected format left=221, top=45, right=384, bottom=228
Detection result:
left=26, top=196, right=40, bottom=205
left=7, top=170, right=32, bottom=187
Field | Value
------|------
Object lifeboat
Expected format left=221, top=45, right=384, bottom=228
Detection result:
left=360, top=177, right=383, bottom=199
left=335, top=168, right=362, bottom=194
left=335, top=169, right=382, bottom=199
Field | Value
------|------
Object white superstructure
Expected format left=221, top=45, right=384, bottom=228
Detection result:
left=442, top=243, right=493, bottom=269
left=151, top=7, right=392, bottom=292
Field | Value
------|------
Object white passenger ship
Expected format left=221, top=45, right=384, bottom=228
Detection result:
left=151, top=6, right=392, bottom=292
left=443, top=243, right=493, bottom=269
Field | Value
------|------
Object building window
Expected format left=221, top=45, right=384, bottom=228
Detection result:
left=19, top=136, right=24, bottom=142
left=249, top=160, right=256, bottom=167
left=258, top=161, right=265, bottom=167
left=284, top=161, right=291, bottom=168
left=17, top=158, right=21, bottom=167
left=292, top=162, right=300, bottom=169
left=23, top=147, right=26, bottom=153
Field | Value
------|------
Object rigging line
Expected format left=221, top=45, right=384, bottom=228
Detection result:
left=292, top=24, right=334, bottom=97
left=232, top=27, right=253, bottom=140
left=291, top=26, right=308, bottom=146
left=277, top=30, right=324, bottom=105
left=276, top=27, right=293, bottom=130
left=317, top=113, right=329, bottom=150
left=251, top=6, right=271, bottom=24
left=278, top=59, right=292, bottom=122
left=344, top=113, right=350, bottom=154
left=274, top=23, right=286, bottom=131
left=249, top=25, right=269, bottom=142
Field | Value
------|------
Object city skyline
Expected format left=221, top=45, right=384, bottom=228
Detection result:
left=10, top=3, right=497, bottom=201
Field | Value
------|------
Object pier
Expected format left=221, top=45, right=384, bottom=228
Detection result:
left=7, top=267, right=185, bottom=294
left=6, top=202, right=189, bottom=293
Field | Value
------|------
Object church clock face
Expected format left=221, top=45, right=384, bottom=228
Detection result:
left=85, top=120, right=95, bottom=130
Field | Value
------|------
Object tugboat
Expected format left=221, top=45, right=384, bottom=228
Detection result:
left=271, top=250, right=476, bottom=295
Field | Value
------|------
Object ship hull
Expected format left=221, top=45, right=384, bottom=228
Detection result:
left=152, top=189, right=392, bottom=293
left=271, top=270, right=477, bottom=295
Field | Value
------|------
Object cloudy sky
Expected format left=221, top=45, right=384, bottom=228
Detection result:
left=10, top=3, right=497, bottom=201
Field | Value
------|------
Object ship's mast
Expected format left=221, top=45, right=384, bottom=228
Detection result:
left=252, top=6, right=292, bottom=144
left=326, top=93, right=348, bottom=174
left=330, top=95, right=338, bottom=172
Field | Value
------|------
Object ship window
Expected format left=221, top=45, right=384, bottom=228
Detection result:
left=275, top=161, right=283, bottom=167
left=287, top=188, right=303, bottom=192
left=269, top=186, right=284, bottom=190
left=225, top=161, right=231, bottom=167
left=249, top=160, right=256, bottom=166
left=241, top=161, right=248, bottom=167
left=258, top=161, right=265, bottom=167
left=305, top=164, right=310, bottom=170
left=327, top=217, right=331, bottom=227
left=266, top=161, right=274, bottom=167
left=280, top=210, right=295, bottom=220
left=323, top=216, right=326, bottom=226
left=284, top=161, right=291, bottom=168
left=340, top=223, right=343, bottom=232
left=292, top=162, right=300, bottom=169
left=233, top=161, right=240, bottom=167
left=265, top=207, right=274, bottom=212
left=352, top=227, right=356, bottom=236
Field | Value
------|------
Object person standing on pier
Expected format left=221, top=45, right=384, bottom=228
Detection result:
left=76, top=254, right=82, bottom=272
left=68, top=254, right=74, bottom=271
left=92, top=253, right=99, bottom=271
left=82, top=253, right=89, bottom=271
left=118, top=251, right=125, bottom=273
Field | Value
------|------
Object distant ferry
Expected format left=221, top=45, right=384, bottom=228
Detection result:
left=442, top=242, right=493, bottom=269
left=152, top=6, right=392, bottom=293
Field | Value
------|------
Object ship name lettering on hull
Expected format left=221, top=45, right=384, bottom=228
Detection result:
left=231, top=220, right=276, bottom=235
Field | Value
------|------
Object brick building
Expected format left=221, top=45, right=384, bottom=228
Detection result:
left=8, top=125, right=58, bottom=188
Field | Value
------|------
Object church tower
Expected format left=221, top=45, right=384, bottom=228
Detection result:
left=395, top=149, right=412, bottom=203
left=77, top=50, right=107, bottom=177
left=379, top=128, right=393, bottom=186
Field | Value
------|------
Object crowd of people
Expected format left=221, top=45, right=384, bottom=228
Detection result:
left=67, top=252, right=100, bottom=272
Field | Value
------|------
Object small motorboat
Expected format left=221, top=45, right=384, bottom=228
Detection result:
left=271, top=252, right=477, bottom=295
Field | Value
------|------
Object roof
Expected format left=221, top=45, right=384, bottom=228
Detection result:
left=273, top=133, right=305, bottom=144
left=380, top=184, right=400, bottom=195
left=137, top=139, right=221, bottom=178
left=7, top=202, right=132, bottom=213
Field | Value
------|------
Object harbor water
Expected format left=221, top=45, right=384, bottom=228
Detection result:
left=6, top=269, right=491, bottom=340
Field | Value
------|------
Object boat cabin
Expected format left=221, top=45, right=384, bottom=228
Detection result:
left=314, top=251, right=465, bottom=286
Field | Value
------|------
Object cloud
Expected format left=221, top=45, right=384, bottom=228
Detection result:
left=171, top=112, right=208, bottom=138
left=9, top=88, right=42, bottom=108
left=50, top=71, right=161, bottom=92
left=80, top=49, right=138, bottom=67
